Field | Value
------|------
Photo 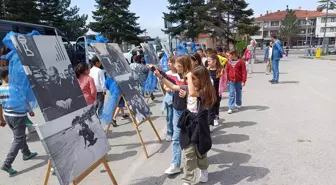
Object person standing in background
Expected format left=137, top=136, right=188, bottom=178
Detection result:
left=270, top=34, right=283, bottom=84
left=75, top=63, right=97, bottom=105
left=264, top=41, right=273, bottom=75
left=89, top=56, right=106, bottom=117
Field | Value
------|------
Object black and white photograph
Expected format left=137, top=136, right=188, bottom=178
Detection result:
left=140, top=43, right=159, bottom=65
left=91, top=43, right=131, bottom=78
left=161, top=42, right=173, bottom=57
left=114, top=73, right=152, bottom=123
left=11, top=35, right=87, bottom=121
left=109, top=43, right=123, bottom=53
left=37, top=105, right=110, bottom=185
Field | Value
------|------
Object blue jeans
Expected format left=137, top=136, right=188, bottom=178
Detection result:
left=172, top=109, right=184, bottom=167
left=272, top=59, right=280, bottom=82
left=228, top=82, right=242, bottom=110
left=166, top=103, right=174, bottom=136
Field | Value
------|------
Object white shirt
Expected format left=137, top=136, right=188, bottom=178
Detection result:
left=89, top=66, right=105, bottom=92
left=269, top=46, right=273, bottom=59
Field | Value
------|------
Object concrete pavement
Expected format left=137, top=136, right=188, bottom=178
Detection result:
left=1, top=55, right=336, bottom=185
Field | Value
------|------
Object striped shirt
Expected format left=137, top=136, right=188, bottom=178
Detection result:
left=0, top=84, right=28, bottom=117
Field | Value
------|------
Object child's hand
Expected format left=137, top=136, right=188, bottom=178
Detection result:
left=29, top=112, right=35, bottom=117
left=153, top=69, right=161, bottom=77
left=179, top=89, right=187, bottom=98
left=242, top=82, right=246, bottom=87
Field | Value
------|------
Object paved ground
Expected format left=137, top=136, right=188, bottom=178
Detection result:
left=1, top=55, right=336, bottom=185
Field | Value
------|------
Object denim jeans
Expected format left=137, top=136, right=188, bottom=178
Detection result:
left=95, top=92, right=105, bottom=117
left=228, top=81, right=242, bottom=110
left=272, top=59, right=280, bottom=82
left=172, top=109, right=184, bottom=167
left=2, top=115, right=31, bottom=169
left=166, top=103, right=174, bottom=136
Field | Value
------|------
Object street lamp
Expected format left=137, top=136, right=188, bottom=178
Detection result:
left=322, top=0, right=332, bottom=54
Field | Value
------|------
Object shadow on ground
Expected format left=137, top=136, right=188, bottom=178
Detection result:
left=220, top=105, right=269, bottom=112
left=106, top=150, right=137, bottom=162
left=279, top=81, right=300, bottom=84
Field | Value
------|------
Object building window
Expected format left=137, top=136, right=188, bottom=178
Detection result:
left=255, top=31, right=262, bottom=36
left=330, top=28, right=335, bottom=32
left=271, top=21, right=279, bottom=26
left=321, top=28, right=326, bottom=33
left=270, top=30, right=278, bottom=35
left=331, top=18, right=336, bottom=22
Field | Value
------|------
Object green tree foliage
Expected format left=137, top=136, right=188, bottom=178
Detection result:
left=318, top=0, right=336, bottom=11
left=2, top=0, right=40, bottom=23
left=208, top=0, right=258, bottom=46
left=38, top=0, right=88, bottom=40
left=89, top=0, right=145, bottom=44
left=280, top=9, right=300, bottom=47
left=163, top=0, right=210, bottom=40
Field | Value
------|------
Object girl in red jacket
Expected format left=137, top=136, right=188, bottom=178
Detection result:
left=226, top=50, right=247, bottom=114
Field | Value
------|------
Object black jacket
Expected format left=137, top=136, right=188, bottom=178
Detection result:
left=178, top=109, right=212, bottom=156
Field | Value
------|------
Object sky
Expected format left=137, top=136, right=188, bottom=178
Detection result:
left=71, top=0, right=324, bottom=39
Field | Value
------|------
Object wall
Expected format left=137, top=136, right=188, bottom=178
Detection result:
left=316, top=16, right=336, bottom=38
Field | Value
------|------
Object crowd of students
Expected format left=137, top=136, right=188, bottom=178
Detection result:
left=0, top=43, right=248, bottom=185
left=152, top=48, right=247, bottom=185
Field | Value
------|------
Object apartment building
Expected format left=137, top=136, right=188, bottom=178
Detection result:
left=251, top=8, right=336, bottom=48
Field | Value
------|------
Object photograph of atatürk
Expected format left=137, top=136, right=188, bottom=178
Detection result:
left=140, top=43, right=159, bottom=65
left=37, top=105, right=110, bottom=185
left=161, top=42, right=173, bottom=57
left=114, top=73, right=151, bottom=123
left=11, top=35, right=87, bottom=121
left=91, top=43, right=131, bottom=78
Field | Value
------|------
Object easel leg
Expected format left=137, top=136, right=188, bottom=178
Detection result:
left=44, top=160, right=52, bottom=185
left=135, top=125, right=149, bottom=158
left=148, top=118, right=162, bottom=142
left=103, top=159, right=118, bottom=185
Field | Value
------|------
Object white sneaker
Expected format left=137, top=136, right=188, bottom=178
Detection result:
left=164, top=164, right=181, bottom=175
left=165, top=135, right=172, bottom=142
left=236, top=105, right=242, bottom=109
left=214, top=119, right=219, bottom=126
left=199, top=170, right=209, bottom=183
left=209, top=125, right=214, bottom=132
left=182, top=183, right=191, bottom=185
left=228, top=109, right=233, bottom=114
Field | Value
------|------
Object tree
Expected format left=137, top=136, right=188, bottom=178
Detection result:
left=208, top=0, right=258, bottom=47
left=89, top=0, right=145, bottom=44
left=38, top=0, right=88, bottom=40
left=2, top=0, right=40, bottom=23
left=280, top=9, right=300, bottom=47
left=163, top=0, right=210, bottom=40
left=154, top=36, right=162, bottom=50
left=317, top=0, right=336, bottom=11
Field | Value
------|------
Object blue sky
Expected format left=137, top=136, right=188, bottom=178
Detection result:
left=71, top=0, right=322, bottom=38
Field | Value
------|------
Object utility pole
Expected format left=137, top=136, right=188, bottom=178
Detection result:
left=305, top=17, right=309, bottom=56
left=322, top=0, right=330, bottom=54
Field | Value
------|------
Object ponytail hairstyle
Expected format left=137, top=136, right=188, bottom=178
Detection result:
left=75, top=62, right=89, bottom=78
left=209, top=53, right=223, bottom=78
left=190, top=53, right=202, bottom=68
left=191, top=65, right=216, bottom=108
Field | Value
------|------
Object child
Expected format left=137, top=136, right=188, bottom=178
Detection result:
left=161, top=56, right=178, bottom=141
left=157, top=65, right=216, bottom=185
left=111, top=98, right=129, bottom=127
left=226, top=50, right=247, bottom=114
left=0, top=66, right=38, bottom=175
left=207, top=54, right=224, bottom=128
left=155, top=55, right=192, bottom=175
left=89, top=56, right=106, bottom=117
left=75, top=62, right=97, bottom=105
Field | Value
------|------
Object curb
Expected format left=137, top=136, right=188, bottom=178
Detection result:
left=298, top=56, right=336, bottom=61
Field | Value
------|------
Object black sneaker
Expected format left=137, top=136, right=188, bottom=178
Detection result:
left=111, top=119, right=118, bottom=127
left=269, top=80, right=274, bottom=83
left=271, top=81, right=279, bottom=84
left=150, top=94, right=155, bottom=101
left=121, top=114, right=129, bottom=120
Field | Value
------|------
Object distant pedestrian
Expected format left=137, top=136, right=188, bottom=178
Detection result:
left=285, top=46, right=289, bottom=57
left=89, top=56, right=106, bottom=117
left=75, top=62, right=97, bottom=105
left=270, top=34, right=283, bottom=84
left=264, top=41, right=273, bottom=75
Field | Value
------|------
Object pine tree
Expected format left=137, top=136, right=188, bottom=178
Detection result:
left=280, top=9, right=299, bottom=47
left=89, top=0, right=145, bottom=44
left=318, top=0, right=336, bottom=11
left=2, top=0, right=40, bottom=23
left=0, top=0, right=5, bottom=19
left=163, top=0, right=210, bottom=40
left=208, top=0, right=258, bottom=46
left=38, top=0, right=88, bottom=40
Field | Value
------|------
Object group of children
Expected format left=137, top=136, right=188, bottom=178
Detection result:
left=155, top=48, right=247, bottom=185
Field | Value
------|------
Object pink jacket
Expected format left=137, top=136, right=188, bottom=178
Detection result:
left=218, top=70, right=227, bottom=96
left=77, top=74, right=97, bottom=105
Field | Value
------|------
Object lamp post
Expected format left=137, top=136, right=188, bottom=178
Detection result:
left=305, top=17, right=309, bottom=56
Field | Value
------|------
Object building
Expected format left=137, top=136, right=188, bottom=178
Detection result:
left=251, top=8, right=336, bottom=48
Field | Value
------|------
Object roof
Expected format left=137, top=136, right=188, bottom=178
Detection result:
left=255, top=10, right=336, bottom=21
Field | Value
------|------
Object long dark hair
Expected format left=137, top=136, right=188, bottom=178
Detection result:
left=190, top=53, right=202, bottom=67
left=75, top=62, right=89, bottom=78
left=191, top=65, right=216, bottom=108
left=208, top=53, right=223, bottom=78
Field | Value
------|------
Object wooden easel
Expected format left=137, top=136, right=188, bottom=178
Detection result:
left=122, top=94, right=162, bottom=158
left=44, top=155, right=118, bottom=185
